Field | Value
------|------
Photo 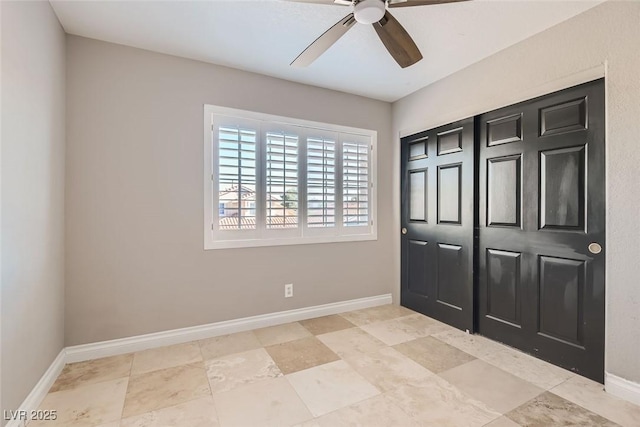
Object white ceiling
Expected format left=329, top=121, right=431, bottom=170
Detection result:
left=50, top=0, right=603, bottom=102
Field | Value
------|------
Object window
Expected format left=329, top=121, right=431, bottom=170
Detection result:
left=204, top=105, right=377, bottom=249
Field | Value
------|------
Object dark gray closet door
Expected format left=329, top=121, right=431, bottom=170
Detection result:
left=478, top=79, right=605, bottom=382
left=401, top=118, right=475, bottom=332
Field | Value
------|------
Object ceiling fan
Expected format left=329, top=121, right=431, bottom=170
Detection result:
left=289, top=0, right=469, bottom=68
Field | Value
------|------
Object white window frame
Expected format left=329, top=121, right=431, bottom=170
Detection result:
left=204, top=105, right=377, bottom=250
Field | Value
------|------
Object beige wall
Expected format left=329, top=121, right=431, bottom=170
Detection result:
left=65, top=36, right=393, bottom=345
left=392, top=0, right=640, bottom=383
left=1, top=1, right=66, bottom=420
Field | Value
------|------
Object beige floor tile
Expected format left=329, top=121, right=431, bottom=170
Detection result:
left=344, top=346, right=433, bottom=392
left=299, top=315, right=355, bottom=335
left=360, top=314, right=451, bottom=346
left=433, top=328, right=574, bottom=390
left=505, top=392, right=617, bottom=426
left=213, top=377, right=312, bottom=427
left=254, top=322, right=312, bottom=346
left=295, top=393, right=420, bottom=427
left=122, top=362, right=210, bottom=418
left=482, top=346, right=574, bottom=390
left=394, top=313, right=454, bottom=336
left=49, top=354, right=133, bottom=393
left=286, top=360, right=380, bottom=417
left=432, top=328, right=509, bottom=360
left=339, top=304, right=415, bottom=326
left=551, top=375, right=640, bottom=427
left=30, top=378, right=128, bottom=426
left=317, top=327, right=386, bottom=359
left=199, top=331, right=262, bottom=360
left=130, top=342, right=202, bottom=375
left=483, top=416, right=521, bottom=427
left=265, top=336, right=339, bottom=375
left=439, top=359, right=544, bottom=413
left=94, top=423, right=120, bottom=427
left=205, top=348, right=281, bottom=393
left=359, top=317, right=420, bottom=346
left=386, top=375, right=500, bottom=427
left=120, top=396, right=219, bottom=427
left=394, top=336, right=475, bottom=373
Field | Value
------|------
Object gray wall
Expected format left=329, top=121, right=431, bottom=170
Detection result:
left=65, top=36, right=393, bottom=345
left=1, top=1, right=66, bottom=420
left=392, top=0, right=640, bottom=383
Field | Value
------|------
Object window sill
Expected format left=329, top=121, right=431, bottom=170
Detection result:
left=204, top=233, right=377, bottom=250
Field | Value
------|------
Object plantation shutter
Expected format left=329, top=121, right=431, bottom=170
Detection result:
left=306, top=135, right=336, bottom=228
left=265, top=130, right=299, bottom=229
left=342, top=138, right=370, bottom=228
left=217, top=124, right=258, bottom=231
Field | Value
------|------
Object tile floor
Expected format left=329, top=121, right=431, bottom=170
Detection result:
left=32, top=304, right=640, bottom=426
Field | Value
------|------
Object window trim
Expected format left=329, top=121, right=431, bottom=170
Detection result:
left=204, top=104, right=377, bottom=250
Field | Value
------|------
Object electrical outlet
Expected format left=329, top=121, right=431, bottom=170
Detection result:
left=284, top=283, right=293, bottom=298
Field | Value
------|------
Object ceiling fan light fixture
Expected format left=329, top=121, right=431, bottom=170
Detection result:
left=353, top=0, right=386, bottom=24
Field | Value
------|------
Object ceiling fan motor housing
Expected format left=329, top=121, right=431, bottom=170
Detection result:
left=354, top=0, right=386, bottom=24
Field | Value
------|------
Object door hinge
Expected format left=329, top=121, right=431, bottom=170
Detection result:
left=211, top=174, right=214, bottom=182
left=371, top=220, right=374, bottom=226
left=211, top=223, right=214, bottom=230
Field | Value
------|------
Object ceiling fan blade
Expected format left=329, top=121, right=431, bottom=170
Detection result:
left=373, top=11, right=423, bottom=68
left=291, top=13, right=357, bottom=67
left=285, top=0, right=351, bottom=5
left=388, top=0, right=469, bottom=8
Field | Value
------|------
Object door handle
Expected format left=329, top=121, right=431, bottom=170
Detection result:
left=588, top=242, right=602, bottom=254
left=401, top=228, right=407, bottom=235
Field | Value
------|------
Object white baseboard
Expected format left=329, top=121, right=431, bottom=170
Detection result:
left=5, top=350, right=66, bottom=427
left=65, top=293, right=392, bottom=363
left=605, top=372, right=640, bottom=406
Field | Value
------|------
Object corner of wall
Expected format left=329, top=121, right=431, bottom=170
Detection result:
left=0, top=0, right=67, bottom=421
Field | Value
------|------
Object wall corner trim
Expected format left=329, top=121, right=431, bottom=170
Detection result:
left=5, top=350, right=67, bottom=427
left=65, top=293, right=392, bottom=363
left=605, top=372, right=640, bottom=406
